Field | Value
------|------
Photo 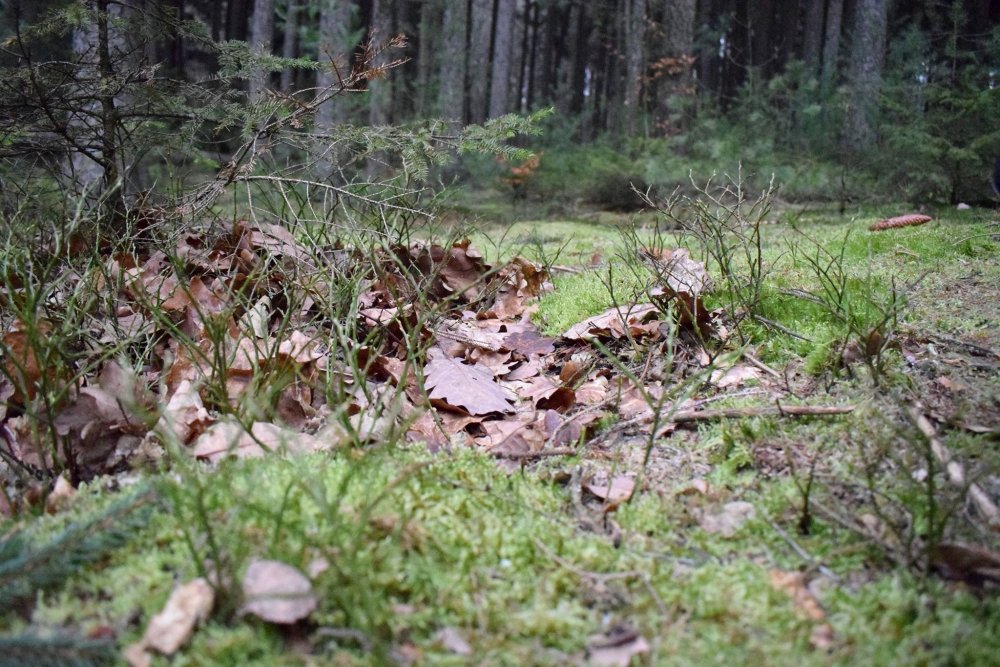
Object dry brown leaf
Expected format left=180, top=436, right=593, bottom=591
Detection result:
left=468, top=348, right=514, bottom=376
left=584, top=475, right=636, bottom=504
left=644, top=247, right=714, bottom=331
left=407, top=240, right=489, bottom=302
left=191, top=420, right=326, bottom=462
left=405, top=410, right=449, bottom=450
left=502, top=329, right=556, bottom=357
left=536, top=386, right=576, bottom=412
left=504, top=358, right=543, bottom=381
left=241, top=559, right=317, bottom=624
left=931, top=542, right=1000, bottom=586
left=125, top=578, right=214, bottom=666
left=54, top=386, right=131, bottom=436
left=277, top=330, right=324, bottom=365
left=157, top=380, right=212, bottom=445
left=424, top=348, right=514, bottom=415
left=575, top=376, right=608, bottom=404
left=2, top=320, right=57, bottom=403
left=562, top=304, right=659, bottom=341
left=474, top=416, right=536, bottom=449
left=44, top=474, right=76, bottom=515
left=712, top=364, right=762, bottom=388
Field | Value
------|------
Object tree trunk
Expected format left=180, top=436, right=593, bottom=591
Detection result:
left=415, top=0, right=441, bottom=118
left=249, top=0, right=275, bottom=101
left=368, top=0, right=392, bottom=126
left=280, top=0, right=300, bottom=91
left=821, top=0, right=843, bottom=90
left=488, top=0, right=515, bottom=118
left=467, top=0, right=493, bottom=122
left=315, top=0, right=357, bottom=176
left=437, top=0, right=467, bottom=120
left=654, top=0, right=696, bottom=134
left=226, top=0, right=250, bottom=41
left=802, top=0, right=825, bottom=74
left=841, top=0, right=888, bottom=152
left=748, top=0, right=776, bottom=76
left=70, top=0, right=128, bottom=209
left=623, top=0, right=646, bottom=135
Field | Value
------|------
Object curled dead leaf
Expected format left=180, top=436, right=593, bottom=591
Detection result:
left=241, top=559, right=317, bottom=624
left=125, top=578, right=214, bottom=667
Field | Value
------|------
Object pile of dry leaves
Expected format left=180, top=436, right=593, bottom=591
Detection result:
left=0, top=220, right=766, bottom=513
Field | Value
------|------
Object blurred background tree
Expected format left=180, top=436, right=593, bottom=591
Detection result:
left=2, top=0, right=998, bottom=211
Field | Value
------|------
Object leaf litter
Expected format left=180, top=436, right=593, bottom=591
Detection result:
left=0, top=221, right=888, bottom=658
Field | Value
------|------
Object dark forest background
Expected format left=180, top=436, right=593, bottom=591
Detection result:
left=3, top=0, right=1000, bottom=212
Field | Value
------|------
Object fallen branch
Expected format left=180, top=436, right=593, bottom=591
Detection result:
left=668, top=403, right=855, bottom=423
left=908, top=408, right=1000, bottom=528
left=742, top=349, right=784, bottom=381
left=491, top=447, right=578, bottom=460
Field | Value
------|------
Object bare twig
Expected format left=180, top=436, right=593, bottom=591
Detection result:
left=753, top=315, right=813, bottom=342
left=667, top=403, right=855, bottom=423
left=742, top=349, right=784, bottom=381
left=491, top=447, right=578, bottom=460
left=766, top=518, right=841, bottom=582
left=908, top=407, right=1000, bottom=528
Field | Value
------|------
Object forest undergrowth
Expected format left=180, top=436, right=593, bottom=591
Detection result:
left=1, top=174, right=999, bottom=665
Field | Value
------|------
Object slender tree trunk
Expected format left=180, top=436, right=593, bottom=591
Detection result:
left=565, top=2, right=587, bottom=116
left=468, top=0, right=493, bottom=122
left=654, top=0, right=696, bottom=134
left=249, top=0, right=275, bottom=101
left=842, top=0, right=888, bottom=152
left=315, top=0, right=357, bottom=176
left=821, top=0, right=843, bottom=90
left=226, top=0, right=250, bottom=41
left=749, top=0, right=776, bottom=76
left=280, top=0, right=300, bottom=91
left=488, top=0, right=515, bottom=117
left=802, top=0, right=825, bottom=74
left=415, top=0, right=440, bottom=117
left=623, top=0, right=646, bottom=135
left=368, top=0, right=392, bottom=126
left=525, top=1, right=538, bottom=110
left=437, top=0, right=467, bottom=120
left=70, top=0, right=128, bottom=208
left=210, top=0, right=222, bottom=41
left=95, top=0, right=121, bottom=219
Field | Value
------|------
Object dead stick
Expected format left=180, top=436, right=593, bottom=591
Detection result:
left=491, top=447, right=578, bottom=460
left=908, top=408, right=1000, bottom=527
left=742, top=349, right=784, bottom=381
left=668, top=404, right=855, bottom=423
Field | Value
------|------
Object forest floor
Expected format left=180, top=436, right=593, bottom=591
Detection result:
left=2, top=193, right=999, bottom=666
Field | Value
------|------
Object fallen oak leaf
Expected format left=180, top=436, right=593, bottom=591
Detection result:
left=424, top=347, right=514, bottom=415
